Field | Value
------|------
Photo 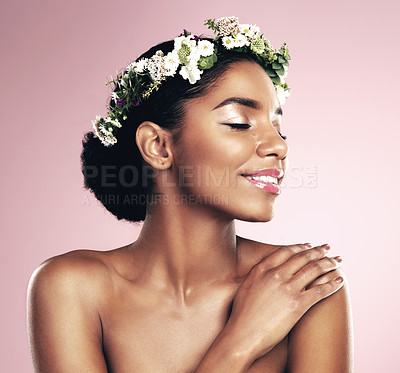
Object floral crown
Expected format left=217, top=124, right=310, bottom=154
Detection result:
left=92, top=16, right=291, bottom=147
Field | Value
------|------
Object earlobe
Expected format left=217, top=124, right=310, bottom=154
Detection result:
left=135, top=121, right=173, bottom=170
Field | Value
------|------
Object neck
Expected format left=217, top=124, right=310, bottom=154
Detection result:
left=131, top=197, right=239, bottom=300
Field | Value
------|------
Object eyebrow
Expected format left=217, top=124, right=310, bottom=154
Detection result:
left=212, top=96, right=283, bottom=116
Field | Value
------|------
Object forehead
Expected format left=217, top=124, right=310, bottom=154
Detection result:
left=193, top=60, right=279, bottom=111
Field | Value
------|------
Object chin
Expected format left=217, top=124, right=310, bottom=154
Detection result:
left=243, top=212, right=275, bottom=223
left=233, top=203, right=276, bottom=223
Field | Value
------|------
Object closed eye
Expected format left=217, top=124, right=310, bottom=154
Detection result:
left=221, top=123, right=288, bottom=140
left=220, top=123, right=251, bottom=130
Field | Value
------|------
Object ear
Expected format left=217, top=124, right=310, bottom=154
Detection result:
left=135, top=121, right=173, bottom=170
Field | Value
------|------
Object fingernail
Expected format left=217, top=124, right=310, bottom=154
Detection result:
left=335, top=276, right=343, bottom=283
left=305, top=243, right=312, bottom=248
left=323, top=244, right=330, bottom=250
left=334, top=256, right=342, bottom=263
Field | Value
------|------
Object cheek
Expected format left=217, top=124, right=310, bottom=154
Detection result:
left=185, top=130, right=253, bottom=168
left=177, top=133, right=253, bottom=193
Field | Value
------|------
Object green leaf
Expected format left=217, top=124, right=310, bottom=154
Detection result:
left=281, top=60, right=289, bottom=67
left=265, top=67, right=277, bottom=77
left=276, top=68, right=286, bottom=76
left=270, top=76, right=282, bottom=84
left=272, top=61, right=282, bottom=70
left=278, top=56, right=286, bottom=64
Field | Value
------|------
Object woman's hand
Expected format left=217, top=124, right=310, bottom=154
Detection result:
left=227, top=243, right=343, bottom=363
left=194, top=243, right=344, bottom=372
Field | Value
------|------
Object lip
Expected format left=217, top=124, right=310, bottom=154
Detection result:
left=241, top=168, right=284, bottom=195
left=245, top=178, right=281, bottom=195
left=242, top=168, right=284, bottom=179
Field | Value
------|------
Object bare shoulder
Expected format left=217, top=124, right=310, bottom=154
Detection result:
left=287, top=267, right=353, bottom=371
left=29, top=249, right=111, bottom=281
left=27, top=250, right=117, bottom=372
left=236, top=235, right=289, bottom=274
left=28, top=249, right=114, bottom=305
left=237, top=236, right=354, bottom=371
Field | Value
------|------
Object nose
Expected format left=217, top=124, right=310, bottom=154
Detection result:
left=255, top=124, right=289, bottom=160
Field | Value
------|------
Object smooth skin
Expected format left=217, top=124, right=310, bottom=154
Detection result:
left=27, top=60, right=353, bottom=372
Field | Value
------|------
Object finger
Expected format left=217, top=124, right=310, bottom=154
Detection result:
left=302, top=276, right=345, bottom=308
left=291, top=256, right=342, bottom=289
left=255, top=243, right=313, bottom=270
left=277, top=244, right=331, bottom=275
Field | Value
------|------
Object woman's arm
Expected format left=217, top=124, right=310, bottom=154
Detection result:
left=27, top=254, right=109, bottom=373
left=286, top=267, right=354, bottom=372
left=194, top=244, right=345, bottom=372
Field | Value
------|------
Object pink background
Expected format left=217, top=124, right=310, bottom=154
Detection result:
left=1, top=0, right=399, bottom=371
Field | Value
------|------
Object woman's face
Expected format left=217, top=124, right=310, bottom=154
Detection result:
left=169, top=60, right=289, bottom=222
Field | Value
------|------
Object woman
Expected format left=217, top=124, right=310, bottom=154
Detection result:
left=27, top=17, right=353, bottom=372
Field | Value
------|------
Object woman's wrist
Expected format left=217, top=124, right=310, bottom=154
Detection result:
left=194, top=324, right=260, bottom=372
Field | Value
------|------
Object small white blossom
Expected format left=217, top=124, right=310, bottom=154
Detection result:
left=187, top=47, right=201, bottom=65
left=146, top=51, right=165, bottom=82
left=174, top=35, right=185, bottom=50
left=234, top=33, right=248, bottom=48
left=126, top=62, right=136, bottom=72
left=174, top=35, right=196, bottom=50
left=91, top=115, right=102, bottom=127
left=91, top=116, right=118, bottom=147
left=197, top=40, right=214, bottom=57
left=249, top=24, right=260, bottom=35
left=222, top=36, right=235, bottom=50
left=134, top=58, right=147, bottom=73
left=164, top=50, right=180, bottom=76
left=215, top=16, right=240, bottom=36
left=179, top=64, right=203, bottom=84
left=107, top=117, right=122, bottom=128
left=239, top=24, right=253, bottom=37
left=111, top=92, right=119, bottom=103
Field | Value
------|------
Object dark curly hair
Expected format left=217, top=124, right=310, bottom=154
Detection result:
left=81, top=37, right=265, bottom=222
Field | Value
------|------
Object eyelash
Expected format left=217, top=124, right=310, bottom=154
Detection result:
left=222, top=123, right=288, bottom=140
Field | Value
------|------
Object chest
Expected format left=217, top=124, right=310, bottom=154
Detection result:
left=100, top=284, right=288, bottom=372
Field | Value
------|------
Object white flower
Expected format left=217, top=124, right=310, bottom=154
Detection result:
left=91, top=115, right=102, bottom=127
left=179, top=64, right=203, bottom=84
left=187, top=47, right=201, bottom=65
left=164, top=50, right=180, bottom=76
left=106, top=117, right=122, bottom=128
left=239, top=24, right=253, bottom=37
left=197, top=40, right=214, bottom=57
left=249, top=24, right=260, bottom=35
left=174, top=35, right=196, bottom=50
left=215, top=16, right=240, bottom=36
left=146, top=51, right=165, bottom=82
left=91, top=116, right=118, bottom=146
left=99, top=123, right=110, bottom=135
left=234, top=33, right=248, bottom=48
left=126, top=62, right=136, bottom=72
left=134, top=58, right=147, bottom=73
left=111, top=92, right=119, bottom=103
left=222, top=36, right=235, bottom=50
left=239, top=23, right=260, bottom=39
left=275, top=85, right=290, bottom=106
